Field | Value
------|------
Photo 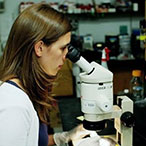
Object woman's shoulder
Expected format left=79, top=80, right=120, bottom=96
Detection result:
left=0, top=82, right=39, bottom=146
left=0, top=82, right=35, bottom=112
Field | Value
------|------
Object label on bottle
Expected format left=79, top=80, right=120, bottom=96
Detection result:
left=133, top=3, right=138, bottom=12
left=132, top=85, right=143, bottom=101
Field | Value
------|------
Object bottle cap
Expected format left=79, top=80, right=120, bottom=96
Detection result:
left=132, top=70, right=141, bottom=77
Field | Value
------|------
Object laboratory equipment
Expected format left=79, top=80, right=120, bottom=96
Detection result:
left=130, top=70, right=144, bottom=102
left=101, top=47, right=110, bottom=69
left=67, top=45, right=134, bottom=146
left=67, top=45, right=113, bottom=131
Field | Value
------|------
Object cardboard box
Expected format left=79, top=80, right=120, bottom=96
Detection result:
left=52, top=59, right=73, bottom=96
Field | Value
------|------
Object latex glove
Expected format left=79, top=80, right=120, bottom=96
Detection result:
left=53, top=124, right=92, bottom=146
left=77, top=136, right=119, bottom=146
left=76, top=136, right=101, bottom=146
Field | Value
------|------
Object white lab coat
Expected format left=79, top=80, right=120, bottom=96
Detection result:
left=0, top=82, right=39, bottom=146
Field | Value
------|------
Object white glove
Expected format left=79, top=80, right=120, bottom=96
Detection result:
left=77, top=136, right=101, bottom=146
left=53, top=124, right=92, bottom=146
left=77, top=136, right=119, bottom=146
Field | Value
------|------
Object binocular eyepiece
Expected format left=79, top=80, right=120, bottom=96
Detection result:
left=67, top=45, right=81, bottom=63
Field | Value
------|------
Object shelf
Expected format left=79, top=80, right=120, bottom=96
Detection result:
left=80, top=50, right=145, bottom=69
left=65, top=11, right=144, bottom=20
left=95, top=11, right=144, bottom=18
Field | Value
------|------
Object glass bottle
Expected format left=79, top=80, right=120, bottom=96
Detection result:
left=130, top=70, right=144, bottom=102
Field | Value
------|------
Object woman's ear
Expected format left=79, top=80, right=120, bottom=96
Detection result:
left=34, top=41, right=44, bottom=57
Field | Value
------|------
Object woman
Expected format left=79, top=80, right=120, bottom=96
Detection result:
left=0, top=3, right=90, bottom=146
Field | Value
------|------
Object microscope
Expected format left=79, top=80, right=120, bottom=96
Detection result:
left=67, top=46, right=134, bottom=146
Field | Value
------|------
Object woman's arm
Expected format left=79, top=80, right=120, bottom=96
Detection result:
left=48, top=134, right=55, bottom=145
left=0, top=106, right=31, bottom=146
left=49, top=124, right=93, bottom=146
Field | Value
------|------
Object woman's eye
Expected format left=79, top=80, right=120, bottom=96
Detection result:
left=61, top=46, right=67, bottom=51
left=62, top=47, right=66, bottom=50
left=60, top=44, right=70, bottom=51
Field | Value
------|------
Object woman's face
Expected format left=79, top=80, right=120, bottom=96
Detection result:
left=38, top=32, right=71, bottom=76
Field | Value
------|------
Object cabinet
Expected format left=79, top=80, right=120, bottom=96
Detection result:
left=108, top=59, right=145, bottom=94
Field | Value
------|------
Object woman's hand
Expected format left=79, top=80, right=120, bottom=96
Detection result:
left=53, top=124, right=94, bottom=146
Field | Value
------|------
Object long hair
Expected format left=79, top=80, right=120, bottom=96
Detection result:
left=0, top=3, right=72, bottom=123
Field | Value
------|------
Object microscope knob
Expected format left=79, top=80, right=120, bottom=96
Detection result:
left=120, top=111, right=135, bottom=127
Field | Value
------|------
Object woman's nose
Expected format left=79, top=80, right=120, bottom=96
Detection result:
left=63, top=48, right=68, bottom=60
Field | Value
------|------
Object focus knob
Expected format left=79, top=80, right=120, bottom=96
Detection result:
left=121, top=111, right=135, bottom=127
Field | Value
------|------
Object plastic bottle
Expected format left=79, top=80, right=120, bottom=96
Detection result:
left=101, top=47, right=110, bottom=69
left=130, top=70, right=144, bottom=102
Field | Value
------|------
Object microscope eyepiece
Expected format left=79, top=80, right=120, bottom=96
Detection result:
left=67, top=45, right=81, bottom=63
left=67, top=45, right=94, bottom=73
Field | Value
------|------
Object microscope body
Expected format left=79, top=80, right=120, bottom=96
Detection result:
left=79, top=61, right=113, bottom=122
left=67, top=46, right=134, bottom=146
left=76, top=61, right=134, bottom=146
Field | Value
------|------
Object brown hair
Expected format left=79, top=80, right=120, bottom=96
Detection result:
left=0, top=3, right=72, bottom=123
